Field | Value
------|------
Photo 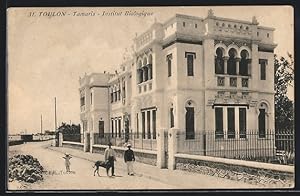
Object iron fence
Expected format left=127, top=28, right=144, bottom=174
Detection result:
left=63, top=134, right=83, bottom=143
left=177, top=129, right=294, bottom=164
left=93, top=132, right=157, bottom=151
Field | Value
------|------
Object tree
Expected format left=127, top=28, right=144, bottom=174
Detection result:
left=57, top=122, right=80, bottom=135
left=274, top=54, right=294, bottom=132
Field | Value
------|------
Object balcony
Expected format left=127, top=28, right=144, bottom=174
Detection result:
left=216, top=74, right=250, bottom=89
left=137, top=80, right=153, bottom=94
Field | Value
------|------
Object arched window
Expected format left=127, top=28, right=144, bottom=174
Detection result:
left=215, top=48, right=224, bottom=74
left=239, top=50, right=249, bottom=76
left=258, top=102, right=268, bottom=138
left=137, top=60, right=143, bottom=84
left=227, top=48, right=237, bottom=75
left=143, top=66, right=148, bottom=81
left=185, top=100, right=195, bottom=139
left=148, top=54, right=153, bottom=79
left=143, top=57, right=147, bottom=66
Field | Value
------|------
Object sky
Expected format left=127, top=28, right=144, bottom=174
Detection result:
left=7, top=6, right=294, bottom=134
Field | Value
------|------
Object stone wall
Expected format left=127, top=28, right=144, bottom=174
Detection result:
left=62, top=142, right=84, bottom=151
left=175, top=157, right=294, bottom=188
left=92, top=145, right=157, bottom=166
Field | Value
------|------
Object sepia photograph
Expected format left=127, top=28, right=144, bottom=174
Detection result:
left=7, top=6, right=294, bottom=191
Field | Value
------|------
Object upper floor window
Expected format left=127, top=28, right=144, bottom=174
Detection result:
left=80, top=96, right=85, bottom=106
left=183, top=22, right=185, bottom=27
left=195, top=23, right=197, bottom=28
left=122, top=81, right=126, bottom=98
left=239, top=50, right=249, bottom=76
left=166, top=54, right=172, bottom=77
left=259, top=59, right=267, bottom=80
left=227, top=48, right=237, bottom=75
left=215, top=48, right=224, bottom=74
left=90, top=92, right=93, bottom=105
left=185, top=52, right=196, bottom=76
left=267, top=33, right=269, bottom=38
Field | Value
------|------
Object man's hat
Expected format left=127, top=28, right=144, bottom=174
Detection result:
left=127, top=143, right=132, bottom=147
left=65, top=152, right=70, bottom=156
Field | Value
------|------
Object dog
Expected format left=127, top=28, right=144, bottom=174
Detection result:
left=92, top=160, right=111, bottom=176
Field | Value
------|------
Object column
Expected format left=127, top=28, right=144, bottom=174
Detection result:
left=247, top=59, right=252, bottom=76
left=223, top=107, right=228, bottom=138
left=236, top=57, right=241, bottom=75
left=148, top=64, right=152, bottom=80
left=235, top=107, right=239, bottom=139
left=223, top=56, right=229, bottom=74
left=149, top=110, right=152, bottom=139
left=168, top=128, right=179, bottom=170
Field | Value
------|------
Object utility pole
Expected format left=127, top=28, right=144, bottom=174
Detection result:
left=55, top=97, right=57, bottom=132
left=40, top=114, right=43, bottom=134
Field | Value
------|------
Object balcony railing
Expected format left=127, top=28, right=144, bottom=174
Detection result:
left=137, top=80, right=153, bottom=94
left=216, top=74, right=250, bottom=88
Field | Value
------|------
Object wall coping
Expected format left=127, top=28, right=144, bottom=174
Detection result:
left=175, top=153, right=294, bottom=174
left=92, top=144, right=157, bottom=155
left=62, top=141, right=84, bottom=146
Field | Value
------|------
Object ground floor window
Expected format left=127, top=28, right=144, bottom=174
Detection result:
left=214, top=106, right=248, bottom=139
left=215, top=108, right=223, bottom=138
left=259, top=109, right=266, bottom=138
left=185, top=107, right=195, bottom=139
left=137, top=108, right=157, bottom=140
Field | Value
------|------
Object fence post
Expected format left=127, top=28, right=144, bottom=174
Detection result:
left=83, top=132, right=89, bottom=152
left=58, top=132, right=63, bottom=147
left=156, top=129, right=165, bottom=168
left=90, top=132, right=94, bottom=152
left=168, top=128, right=178, bottom=170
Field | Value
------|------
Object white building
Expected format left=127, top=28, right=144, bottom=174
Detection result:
left=79, top=10, right=277, bottom=166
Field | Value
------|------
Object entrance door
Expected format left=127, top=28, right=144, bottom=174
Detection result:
left=185, top=107, right=195, bottom=139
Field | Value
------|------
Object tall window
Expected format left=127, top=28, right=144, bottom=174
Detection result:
left=239, top=108, right=246, bottom=138
left=122, top=81, right=126, bottom=98
left=215, top=108, right=223, bottom=138
left=90, top=92, right=93, bottom=105
left=142, top=112, right=145, bottom=139
left=227, top=48, right=237, bottom=75
left=215, top=48, right=224, bottom=74
left=111, top=119, right=114, bottom=138
left=259, top=109, right=266, bottom=138
left=118, top=118, right=121, bottom=137
left=114, top=119, right=118, bottom=138
left=239, top=50, right=249, bottom=76
left=110, top=92, right=113, bottom=103
left=259, top=59, right=267, bottom=80
left=147, top=111, right=151, bottom=139
left=227, top=108, right=235, bottom=138
left=152, top=110, right=156, bottom=139
left=99, top=121, right=104, bottom=138
left=136, top=113, right=139, bottom=138
left=167, top=54, right=172, bottom=77
left=185, top=107, right=195, bottom=139
left=80, top=96, right=85, bottom=106
left=185, top=52, right=196, bottom=76
left=170, top=108, right=174, bottom=128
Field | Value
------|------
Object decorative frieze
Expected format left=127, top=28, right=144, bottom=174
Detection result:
left=214, top=40, right=251, bottom=49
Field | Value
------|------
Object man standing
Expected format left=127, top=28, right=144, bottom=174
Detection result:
left=104, top=142, right=116, bottom=176
left=124, top=143, right=135, bottom=176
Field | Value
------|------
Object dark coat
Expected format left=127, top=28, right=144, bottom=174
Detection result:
left=124, top=149, right=135, bottom=162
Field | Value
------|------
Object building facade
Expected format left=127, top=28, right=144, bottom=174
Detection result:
left=79, top=10, right=276, bottom=163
